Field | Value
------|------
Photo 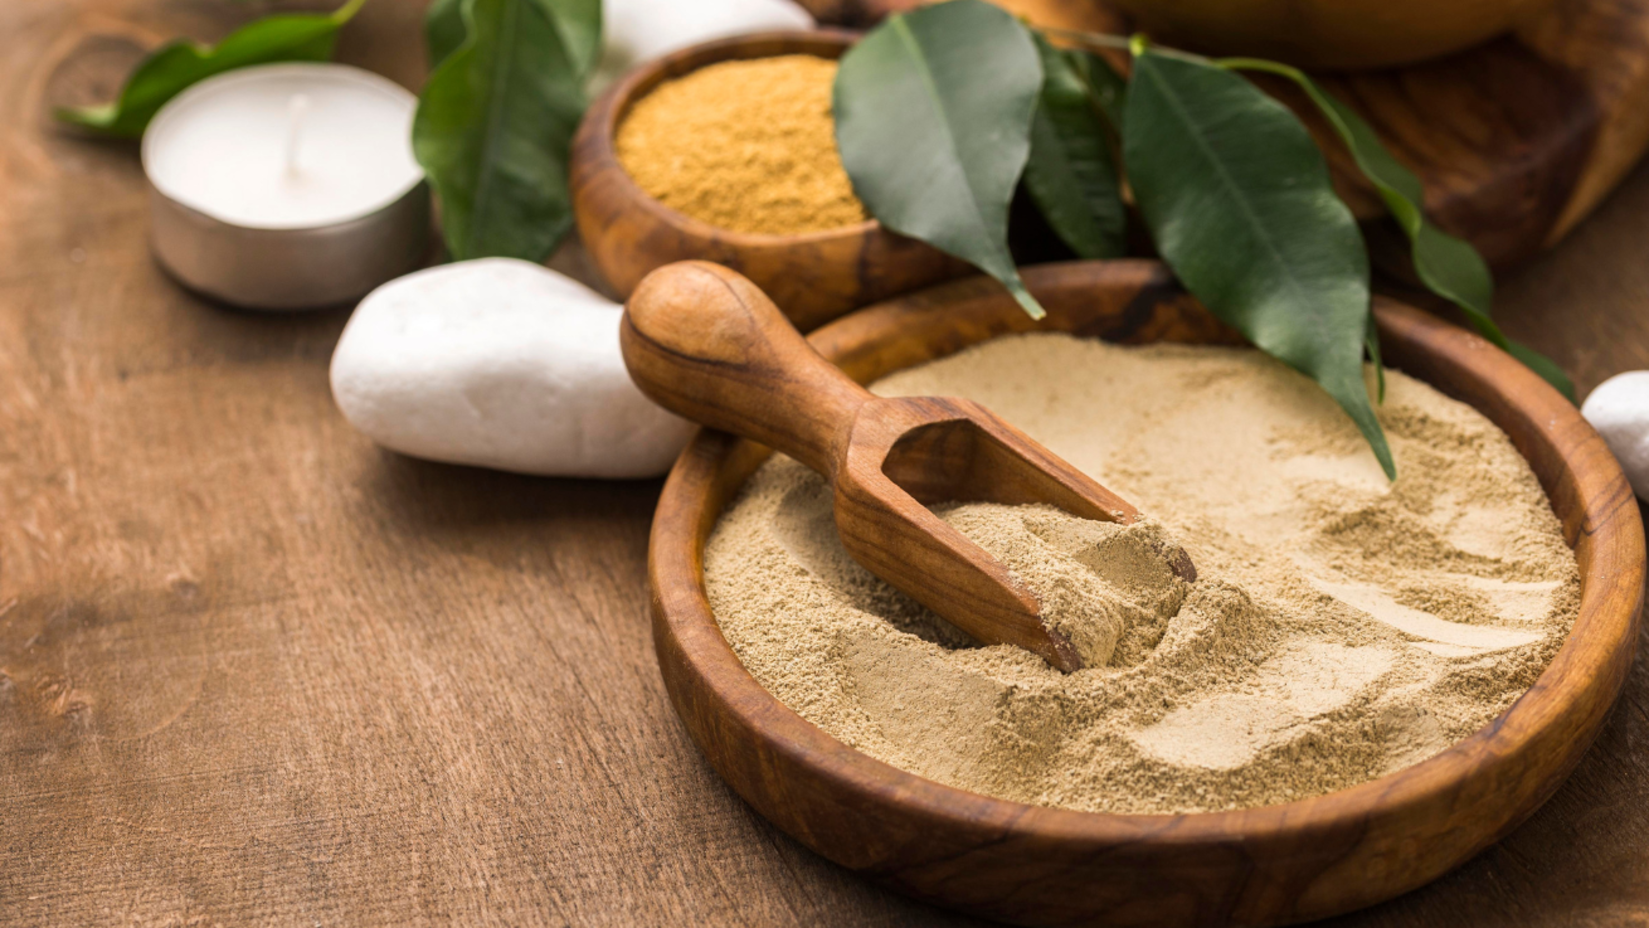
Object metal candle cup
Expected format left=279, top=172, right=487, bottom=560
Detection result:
left=141, top=63, right=430, bottom=311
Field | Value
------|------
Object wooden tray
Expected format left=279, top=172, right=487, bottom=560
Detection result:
left=645, top=260, right=1644, bottom=926
left=795, top=0, right=1649, bottom=270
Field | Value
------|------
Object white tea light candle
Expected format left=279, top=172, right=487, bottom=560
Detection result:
left=142, top=62, right=429, bottom=310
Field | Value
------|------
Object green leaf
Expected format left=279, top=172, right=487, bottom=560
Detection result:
left=834, top=0, right=1046, bottom=318
left=425, top=0, right=467, bottom=70
left=1065, top=47, right=1127, bottom=127
left=1022, top=33, right=1125, bottom=260
left=1219, top=58, right=1574, bottom=401
left=412, top=0, right=600, bottom=262
left=55, top=0, right=365, bottom=138
left=1124, top=47, right=1394, bottom=478
left=1505, top=338, right=1574, bottom=396
left=1366, top=311, right=1385, bottom=403
left=430, top=0, right=600, bottom=78
left=1027, top=23, right=1135, bottom=117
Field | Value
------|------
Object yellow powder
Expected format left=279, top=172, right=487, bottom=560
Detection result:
left=616, top=55, right=868, bottom=235
left=703, top=334, right=1581, bottom=815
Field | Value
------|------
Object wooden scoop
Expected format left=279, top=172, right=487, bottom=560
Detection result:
left=621, top=262, right=1193, bottom=672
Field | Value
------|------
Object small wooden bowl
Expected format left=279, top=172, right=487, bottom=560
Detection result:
left=569, top=30, right=968, bottom=332
left=647, top=260, right=1645, bottom=927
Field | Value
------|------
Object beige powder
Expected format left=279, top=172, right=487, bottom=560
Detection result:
left=703, top=334, right=1580, bottom=814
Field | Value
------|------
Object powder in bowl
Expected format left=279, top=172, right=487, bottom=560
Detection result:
left=702, top=333, right=1581, bottom=815
left=615, top=55, right=868, bottom=236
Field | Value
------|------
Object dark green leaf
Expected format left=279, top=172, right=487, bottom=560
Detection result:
left=1365, top=311, right=1385, bottom=403
left=425, top=0, right=467, bottom=70
left=1505, top=338, right=1574, bottom=395
left=1220, top=58, right=1574, bottom=400
left=1023, top=33, right=1125, bottom=260
left=834, top=0, right=1046, bottom=318
left=1027, top=24, right=1133, bottom=122
left=1124, top=48, right=1394, bottom=478
left=55, top=0, right=365, bottom=138
left=1066, top=47, right=1127, bottom=127
left=429, top=0, right=600, bottom=78
left=412, top=0, right=599, bottom=261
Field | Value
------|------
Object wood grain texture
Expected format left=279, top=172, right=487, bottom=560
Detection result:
left=570, top=31, right=970, bottom=332
left=621, top=261, right=1176, bottom=672
left=796, top=0, right=1649, bottom=271
left=646, top=260, right=1644, bottom=926
left=6, top=1, right=1649, bottom=926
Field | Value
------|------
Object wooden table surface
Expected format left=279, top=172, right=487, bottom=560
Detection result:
left=4, top=2, right=1649, bottom=925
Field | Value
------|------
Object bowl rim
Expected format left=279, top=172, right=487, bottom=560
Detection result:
left=587, top=28, right=882, bottom=247
left=648, top=260, right=1644, bottom=849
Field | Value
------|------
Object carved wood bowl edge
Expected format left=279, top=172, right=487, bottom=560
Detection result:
left=569, top=29, right=969, bottom=330
left=646, top=259, right=1645, bottom=927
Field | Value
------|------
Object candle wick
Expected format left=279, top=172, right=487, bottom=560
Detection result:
left=285, top=94, right=311, bottom=177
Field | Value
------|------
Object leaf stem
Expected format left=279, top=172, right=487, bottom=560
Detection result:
left=1213, top=56, right=1304, bottom=78
left=1035, top=25, right=1131, bottom=51
left=1036, top=26, right=1211, bottom=64
left=331, top=0, right=368, bottom=25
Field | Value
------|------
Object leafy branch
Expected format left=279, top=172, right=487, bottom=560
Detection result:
left=833, top=0, right=1576, bottom=477
left=1217, top=57, right=1574, bottom=399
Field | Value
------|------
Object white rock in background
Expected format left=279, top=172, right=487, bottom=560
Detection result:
left=590, top=0, right=816, bottom=93
left=1582, top=370, right=1649, bottom=499
left=330, top=258, right=695, bottom=479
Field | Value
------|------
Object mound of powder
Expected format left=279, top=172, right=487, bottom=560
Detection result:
left=703, top=334, right=1580, bottom=814
left=934, top=505, right=1191, bottom=667
left=616, top=55, right=868, bottom=235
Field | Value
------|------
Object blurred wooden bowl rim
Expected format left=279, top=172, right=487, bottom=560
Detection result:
left=797, top=0, right=1563, bottom=70
left=646, top=258, right=1645, bottom=927
left=1105, top=0, right=1564, bottom=70
left=569, top=29, right=969, bottom=331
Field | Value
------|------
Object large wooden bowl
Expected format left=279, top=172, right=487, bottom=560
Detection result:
left=646, top=260, right=1644, bottom=926
left=570, top=30, right=968, bottom=332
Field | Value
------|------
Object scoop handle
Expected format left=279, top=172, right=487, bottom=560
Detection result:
left=621, top=261, right=872, bottom=476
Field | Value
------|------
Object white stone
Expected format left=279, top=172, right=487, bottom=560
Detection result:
left=591, top=0, right=816, bottom=93
left=330, top=258, right=695, bottom=479
left=1581, top=370, right=1649, bottom=500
